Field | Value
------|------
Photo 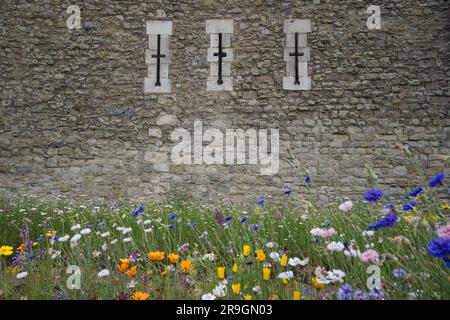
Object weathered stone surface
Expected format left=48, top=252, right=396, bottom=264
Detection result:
left=0, top=0, right=448, bottom=203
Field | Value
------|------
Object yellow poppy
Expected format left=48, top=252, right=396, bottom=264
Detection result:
left=217, top=267, right=225, bottom=280
left=243, top=245, right=251, bottom=257
left=262, top=267, right=271, bottom=281
left=293, top=291, right=301, bottom=300
left=232, top=283, right=241, bottom=295
left=255, top=249, right=266, bottom=262
left=232, top=263, right=238, bottom=273
left=312, top=276, right=325, bottom=289
left=243, top=295, right=252, bottom=300
left=280, top=255, right=288, bottom=267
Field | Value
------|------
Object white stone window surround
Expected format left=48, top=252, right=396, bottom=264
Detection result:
left=206, top=19, right=234, bottom=91
left=283, top=19, right=312, bottom=91
left=144, top=20, right=173, bottom=94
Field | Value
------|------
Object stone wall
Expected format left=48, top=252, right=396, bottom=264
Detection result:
left=0, top=0, right=449, bottom=203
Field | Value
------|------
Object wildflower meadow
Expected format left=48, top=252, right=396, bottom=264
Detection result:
left=0, top=159, right=449, bottom=301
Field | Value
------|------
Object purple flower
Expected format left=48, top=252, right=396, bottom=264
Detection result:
left=393, top=268, right=407, bottom=278
left=132, top=204, right=145, bottom=217
left=130, top=252, right=140, bottom=263
left=428, top=173, right=445, bottom=188
left=284, top=187, right=292, bottom=195
left=20, top=227, right=29, bottom=237
left=257, top=198, right=265, bottom=206
left=170, top=213, right=178, bottom=220
left=189, top=222, right=197, bottom=228
left=337, top=284, right=353, bottom=300
left=28, top=254, right=36, bottom=261
left=427, top=238, right=450, bottom=257
left=240, top=217, right=248, bottom=224
left=179, top=243, right=189, bottom=251
left=305, top=176, right=311, bottom=184
left=214, top=209, right=224, bottom=225
left=381, top=203, right=396, bottom=215
left=168, top=224, right=175, bottom=229
left=363, top=189, right=384, bottom=202
left=408, top=187, right=423, bottom=197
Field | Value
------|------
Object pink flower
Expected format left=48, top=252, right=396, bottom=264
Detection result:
left=359, top=249, right=379, bottom=263
left=338, top=200, right=353, bottom=212
left=437, top=225, right=450, bottom=238
left=320, top=228, right=336, bottom=238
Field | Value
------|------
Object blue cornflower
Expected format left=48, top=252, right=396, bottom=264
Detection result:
left=443, top=256, right=450, bottom=268
left=189, top=222, right=197, bottom=228
left=393, top=268, right=407, bottom=278
left=284, top=187, right=292, bottom=195
left=170, top=213, right=178, bottom=220
left=408, top=187, right=423, bottom=197
left=381, top=203, right=396, bottom=215
left=402, top=201, right=416, bottom=211
left=353, top=290, right=369, bottom=300
left=227, top=275, right=233, bottom=282
left=337, top=284, right=353, bottom=300
left=240, top=217, right=248, bottom=224
left=97, top=221, right=106, bottom=228
left=324, top=221, right=331, bottom=228
left=168, top=224, right=175, bottom=229
left=225, top=216, right=233, bottom=225
left=363, top=188, right=384, bottom=202
left=368, top=214, right=398, bottom=230
left=343, top=242, right=349, bottom=248
left=368, top=288, right=384, bottom=300
left=257, top=197, right=265, bottom=206
left=132, top=204, right=145, bottom=217
left=52, top=235, right=60, bottom=241
left=427, top=238, right=450, bottom=257
left=28, top=254, right=36, bottom=261
left=36, top=236, right=44, bottom=243
left=428, top=173, right=445, bottom=188
left=251, top=224, right=261, bottom=231
left=305, top=176, right=311, bottom=184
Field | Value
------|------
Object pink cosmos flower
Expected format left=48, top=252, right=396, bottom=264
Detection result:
left=320, top=228, right=336, bottom=238
left=437, top=225, right=450, bottom=238
left=359, top=249, right=379, bottom=263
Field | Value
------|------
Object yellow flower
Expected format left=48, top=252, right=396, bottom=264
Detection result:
left=441, top=203, right=450, bottom=209
left=262, top=267, right=271, bottom=281
left=268, top=294, right=279, bottom=300
left=425, top=215, right=438, bottom=222
left=232, top=263, right=238, bottom=273
left=180, top=260, right=193, bottom=272
left=148, top=251, right=165, bottom=261
left=131, top=291, right=149, bottom=300
left=242, top=245, right=251, bottom=257
left=231, top=283, right=241, bottom=295
left=46, top=230, right=57, bottom=237
left=280, top=255, right=288, bottom=267
left=255, top=249, right=266, bottom=262
left=125, top=265, right=138, bottom=277
left=312, top=276, right=325, bottom=289
left=404, top=215, right=414, bottom=221
left=293, top=291, right=301, bottom=300
left=117, top=258, right=131, bottom=273
left=243, top=295, right=252, bottom=300
left=282, top=278, right=288, bottom=285
left=18, top=244, right=26, bottom=252
left=0, top=245, right=13, bottom=256
left=168, top=253, right=179, bottom=264
left=217, top=267, right=225, bottom=280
